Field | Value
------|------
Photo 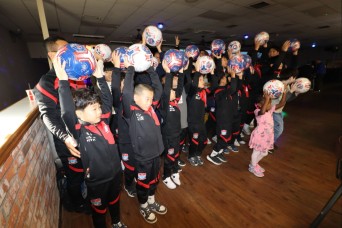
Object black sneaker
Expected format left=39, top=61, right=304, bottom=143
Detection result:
left=206, top=154, right=222, bottom=165
left=148, top=201, right=167, bottom=215
left=217, top=153, right=227, bottom=163
left=140, top=206, right=157, bottom=224
left=178, top=159, right=186, bottom=167
left=228, top=145, right=239, bottom=153
left=112, top=221, right=127, bottom=228
left=188, top=157, right=198, bottom=166
left=124, top=182, right=137, bottom=198
left=196, top=156, right=204, bottom=166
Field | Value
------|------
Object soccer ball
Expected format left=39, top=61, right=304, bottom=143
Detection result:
left=228, top=54, right=244, bottom=73
left=294, top=77, right=311, bottom=93
left=126, top=44, right=153, bottom=72
left=242, top=54, right=252, bottom=69
left=228, top=41, right=241, bottom=54
left=263, top=79, right=284, bottom=99
left=164, top=49, right=184, bottom=72
left=56, top=43, right=96, bottom=81
left=143, top=25, right=163, bottom=47
left=197, top=56, right=215, bottom=74
left=254, top=31, right=269, bottom=45
left=211, top=39, right=226, bottom=55
left=180, top=50, right=189, bottom=68
left=113, top=47, right=128, bottom=70
left=185, top=45, right=200, bottom=59
left=288, top=39, right=300, bottom=52
left=152, top=56, right=159, bottom=70
left=94, top=44, right=112, bottom=62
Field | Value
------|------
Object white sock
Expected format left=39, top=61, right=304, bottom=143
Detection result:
left=147, top=195, right=155, bottom=204
left=141, top=202, right=148, bottom=208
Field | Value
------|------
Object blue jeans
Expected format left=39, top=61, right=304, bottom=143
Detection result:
left=273, top=112, right=284, bottom=143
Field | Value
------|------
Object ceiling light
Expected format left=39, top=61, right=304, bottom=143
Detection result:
left=311, top=43, right=316, bottom=48
left=73, top=34, right=105, bottom=39
left=244, top=35, right=249, bottom=39
left=157, top=23, right=164, bottom=29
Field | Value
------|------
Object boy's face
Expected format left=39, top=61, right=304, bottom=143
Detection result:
left=221, top=57, right=228, bottom=68
left=76, top=103, right=102, bottom=124
left=134, top=90, right=154, bottom=111
left=219, top=76, right=227, bottom=86
left=198, top=75, right=205, bottom=88
left=104, top=70, right=112, bottom=82
left=268, top=48, right=279, bottom=58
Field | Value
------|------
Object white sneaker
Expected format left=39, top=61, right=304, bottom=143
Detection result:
left=242, top=124, right=251, bottom=135
left=212, top=135, right=217, bottom=143
left=207, top=138, right=212, bottom=145
left=171, top=173, right=181, bottom=186
left=249, top=120, right=255, bottom=128
left=239, top=140, right=246, bottom=145
left=234, top=139, right=240, bottom=147
left=240, top=132, right=244, bottom=138
left=163, top=177, right=176, bottom=189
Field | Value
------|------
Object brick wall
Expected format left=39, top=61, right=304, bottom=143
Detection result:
left=0, top=118, right=59, bottom=227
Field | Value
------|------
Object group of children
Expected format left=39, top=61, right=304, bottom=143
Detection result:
left=35, top=34, right=302, bottom=227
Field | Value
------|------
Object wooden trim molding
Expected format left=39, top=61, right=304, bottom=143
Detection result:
left=0, top=108, right=39, bottom=166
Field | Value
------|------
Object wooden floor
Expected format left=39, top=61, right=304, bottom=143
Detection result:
left=61, top=82, right=342, bottom=228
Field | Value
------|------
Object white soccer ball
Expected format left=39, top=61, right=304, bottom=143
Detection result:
left=143, top=25, right=163, bottom=47
left=126, top=44, right=153, bottom=72
left=94, top=44, right=112, bottom=62
left=294, top=77, right=311, bottom=93
left=263, top=79, right=284, bottom=99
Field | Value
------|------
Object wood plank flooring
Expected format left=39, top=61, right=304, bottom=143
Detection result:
left=61, top=83, right=342, bottom=228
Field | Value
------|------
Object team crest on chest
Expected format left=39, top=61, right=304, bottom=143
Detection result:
left=195, top=93, right=201, bottom=100
left=193, top=133, right=199, bottom=139
left=221, top=130, right=227, bottom=136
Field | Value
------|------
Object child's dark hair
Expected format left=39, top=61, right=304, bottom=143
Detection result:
left=279, top=68, right=298, bottom=80
left=256, top=94, right=264, bottom=104
left=134, top=84, right=154, bottom=95
left=44, top=35, right=67, bottom=52
left=72, top=88, right=102, bottom=110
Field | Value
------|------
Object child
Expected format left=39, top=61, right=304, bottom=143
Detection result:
left=54, top=57, right=126, bottom=228
left=111, top=52, right=137, bottom=198
left=248, top=89, right=287, bottom=177
left=207, top=66, right=236, bottom=165
left=159, top=60, right=185, bottom=189
left=185, top=59, right=216, bottom=166
left=122, top=59, right=166, bottom=224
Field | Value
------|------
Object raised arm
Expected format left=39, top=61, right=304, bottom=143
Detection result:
left=122, top=62, right=135, bottom=118
left=146, top=66, right=163, bottom=105
left=111, top=51, right=123, bottom=109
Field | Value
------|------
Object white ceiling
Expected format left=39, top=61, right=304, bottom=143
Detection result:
left=0, top=0, right=340, bottom=49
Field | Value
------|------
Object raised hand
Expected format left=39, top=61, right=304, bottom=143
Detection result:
left=162, top=59, right=170, bottom=73
left=93, top=59, right=104, bottom=78
left=52, top=56, right=68, bottom=80
left=282, top=40, right=291, bottom=52
left=112, top=51, right=121, bottom=68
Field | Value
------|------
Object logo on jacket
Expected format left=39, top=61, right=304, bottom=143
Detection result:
left=195, top=93, right=201, bottom=100
left=210, top=107, right=215, bottom=112
left=136, top=113, right=144, bottom=121
left=68, top=157, right=77, bottom=165
left=86, top=132, right=96, bottom=142
left=122, top=153, right=129, bottom=161
left=169, top=105, right=175, bottom=112
left=91, top=198, right=102, bottom=206
left=193, top=133, right=199, bottom=139
left=168, top=148, right=174, bottom=155
left=221, top=130, right=227, bottom=136
left=138, top=173, right=147, bottom=180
